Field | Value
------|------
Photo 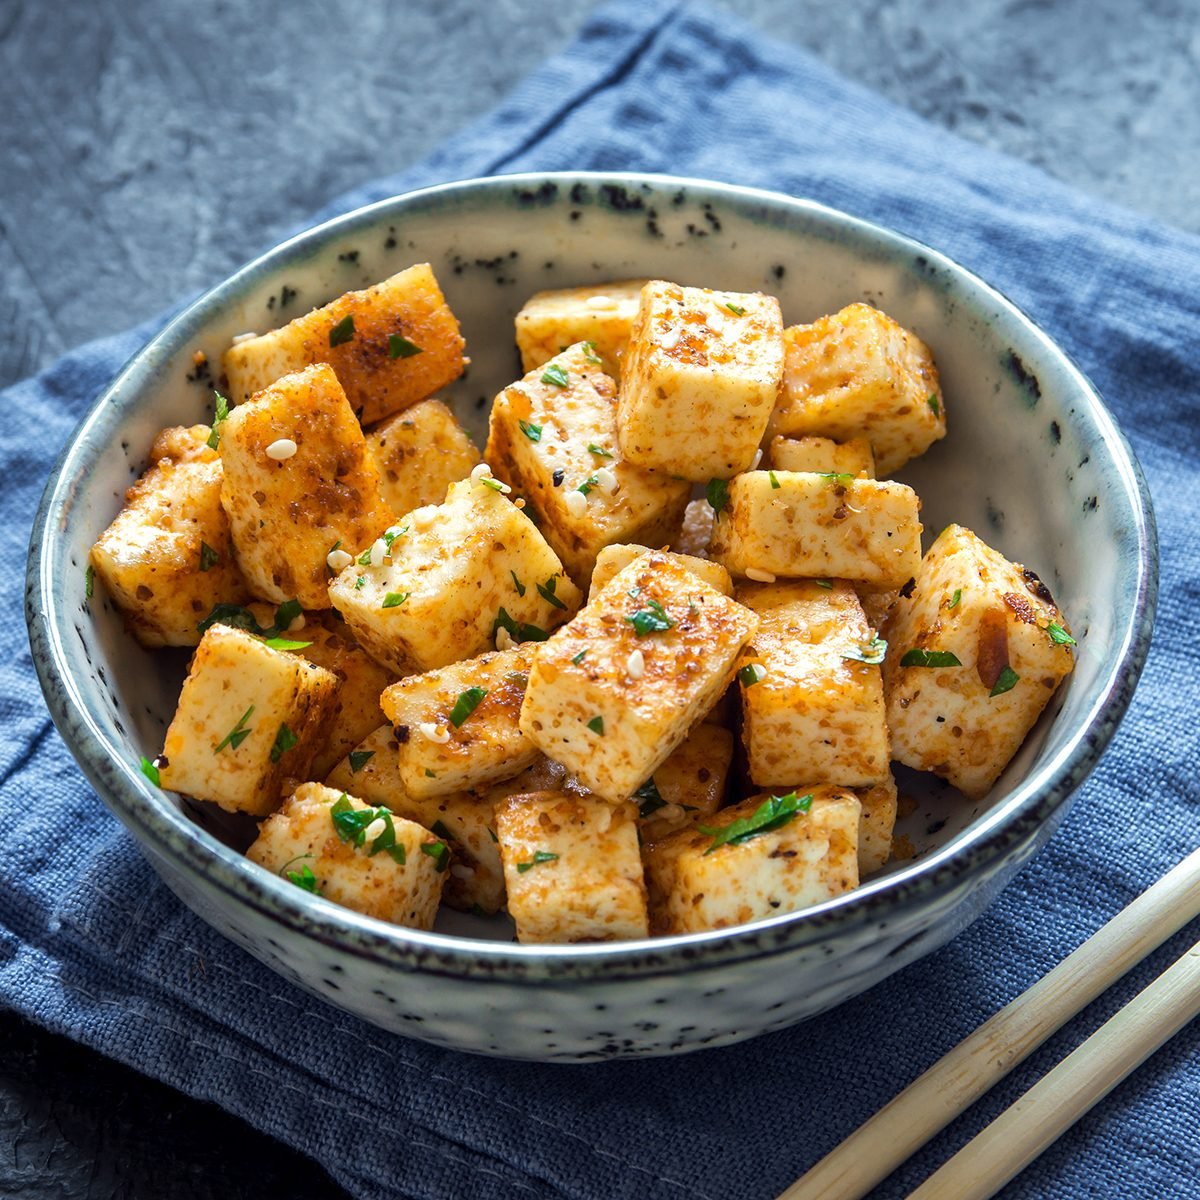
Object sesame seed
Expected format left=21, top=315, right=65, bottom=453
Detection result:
left=626, top=649, right=645, bottom=679
left=564, top=489, right=588, bottom=518
left=266, top=438, right=297, bottom=461
left=585, top=294, right=614, bottom=309
left=418, top=721, right=450, bottom=744
left=745, top=567, right=777, bottom=583
left=595, top=466, right=618, bottom=495
left=363, top=817, right=388, bottom=842
left=326, top=548, right=353, bottom=572
left=231, top=331, right=258, bottom=344
left=751, top=449, right=763, bottom=470
left=495, top=626, right=515, bottom=652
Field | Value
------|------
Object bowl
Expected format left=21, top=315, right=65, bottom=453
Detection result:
left=26, top=172, right=1156, bottom=1060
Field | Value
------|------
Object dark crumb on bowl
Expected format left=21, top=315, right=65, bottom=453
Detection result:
left=1006, top=348, right=1043, bottom=404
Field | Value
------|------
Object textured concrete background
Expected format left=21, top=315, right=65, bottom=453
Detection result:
left=4, top=0, right=1198, bottom=1195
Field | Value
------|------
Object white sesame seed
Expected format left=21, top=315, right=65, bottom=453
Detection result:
left=265, top=438, right=297, bottom=461
left=495, top=625, right=515, bottom=652
left=595, top=466, right=618, bottom=495
left=326, top=548, right=353, bottom=572
left=471, top=462, right=492, bottom=481
left=564, top=489, right=588, bottom=518
left=287, top=614, right=306, bottom=632
left=418, top=721, right=450, bottom=744
left=231, top=331, right=258, bottom=344
left=626, top=649, right=645, bottom=679
left=363, top=817, right=388, bottom=843
left=450, top=864, right=475, bottom=881
left=745, top=567, right=777, bottom=583
left=585, top=294, right=614, bottom=309
left=660, top=328, right=681, bottom=352
left=751, top=449, right=763, bottom=470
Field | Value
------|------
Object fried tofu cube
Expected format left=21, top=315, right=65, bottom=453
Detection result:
left=771, top=304, right=945, bottom=476
left=514, top=279, right=648, bottom=379
left=328, top=476, right=581, bottom=674
left=495, top=791, right=648, bottom=943
left=485, top=343, right=690, bottom=585
left=325, top=726, right=504, bottom=913
left=247, top=782, right=445, bottom=928
left=617, top=281, right=785, bottom=480
left=519, top=551, right=758, bottom=802
left=854, top=772, right=897, bottom=876
left=883, top=525, right=1076, bottom=799
left=379, top=644, right=539, bottom=798
left=158, top=624, right=338, bottom=815
left=90, top=426, right=249, bottom=647
left=589, top=543, right=732, bottom=598
left=672, top=497, right=715, bottom=559
left=643, top=788, right=860, bottom=934
left=636, top=723, right=734, bottom=843
left=365, top=398, right=480, bottom=517
left=768, top=434, right=875, bottom=477
left=710, top=470, right=922, bottom=589
left=223, top=263, right=467, bottom=425
left=218, top=364, right=393, bottom=608
left=736, top=581, right=890, bottom=788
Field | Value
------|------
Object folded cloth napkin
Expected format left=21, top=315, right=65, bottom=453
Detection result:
left=5, top=2, right=1199, bottom=1197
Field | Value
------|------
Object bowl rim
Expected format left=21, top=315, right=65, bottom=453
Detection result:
left=26, top=170, right=1158, bottom=983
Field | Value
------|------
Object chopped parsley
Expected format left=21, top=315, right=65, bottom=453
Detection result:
left=85, top=564, right=95, bottom=598
left=206, top=392, right=229, bottom=450
left=381, top=591, right=410, bottom=609
left=388, top=333, right=423, bottom=358
left=814, top=579, right=833, bottom=589
left=948, top=588, right=962, bottom=609
left=449, top=686, right=487, bottom=727
left=479, top=477, right=506, bottom=492
left=587, top=443, right=613, bottom=458
left=493, top=607, right=548, bottom=643
left=723, top=302, right=746, bottom=316
left=197, top=598, right=302, bottom=640
left=928, top=393, right=941, bottom=417
left=900, top=648, right=963, bottom=668
left=990, top=666, right=1020, bottom=697
left=738, top=662, right=765, bottom=687
left=139, top=755, right=160, bottom=787
left=353, top=575, right=366, bottom=590
left=431, top=820, right=455, bottom=842
left=843, top=636, right=888, bottom=666
left=635, top=778, right=666, bottom=818
left=571, top=648, right=587, bottom=665
left=329, top=794, right=407, bottom=863
left=510, top=570, right=526, bottom=597
left=516, top=850, right=559, bottom=873
left=214, top=705, right=255, bottom=753
left=285, top=863, right=320, bottom=893
left=541, top=363, right=570, bottom=388
left=519, top=419, right=543, bottom=442
left=270, top=723, right=298, bottom=763
left=198, top=542, right=220, bottom=572
left=626, top=598, right=674, bottom=636
left=706, top=477, right=730, bottom=513
left=768, top=470, right=780, bottom=489
left=329, top=313, right=355, bottom=347
left=348, top=749, right=375, bottom=773
left=582, top=341, right=602, bottom=365
left=537, top=575, right=567, bottom=609
left=1047, top=622, right=1077, bottom=647
left=261, top=636, right=313, bottom=651
left=421, top=841, right=450, bottom=872
left=587, top=715, right=605, bottom=735
left=699, top=791, right=812, bottom=855
left=816, top=471, right=855, bottom=486
left=577, top=474, right=600, bottom=495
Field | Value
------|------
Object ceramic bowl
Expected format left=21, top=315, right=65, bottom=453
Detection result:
left=26, top=173, right=1156, bottom=1060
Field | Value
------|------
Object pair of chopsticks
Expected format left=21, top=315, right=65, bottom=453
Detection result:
left=781, top=847, right=1200, bottom=1200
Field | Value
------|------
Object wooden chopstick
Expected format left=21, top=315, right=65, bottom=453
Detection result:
left=908, top=933, right=1200, bottom=1199
left=780, top=846, right=1200, bottom=1200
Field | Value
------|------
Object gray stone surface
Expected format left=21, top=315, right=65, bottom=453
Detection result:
left=3, top=0, right=1197, bottom=1196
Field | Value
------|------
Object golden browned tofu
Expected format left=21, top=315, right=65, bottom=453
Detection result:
left=519, top=551, right=758, bottom=802
left=735, top=581, right=890, bottom=789
left=158, top=624, right=338, bottom=816
left=858, top=585, right=904, bottom=633
left=379, top=644, right=539, bottom=798
left=247, top=782, right=445, bottom=928
left=854, top=772, right=897, bottom=876
left=771, top=303, right=945, bottom=476
left=485, top=343, right=690, bottom=585
left=883, top=525, right=1076, bottom=799
left=643, top=788, right=860, bottom=934
left=709, top=470, right=923, bottom=589
left=636, top=723, right=734, bottom=843
left=672, top=497, right=715, bottom=559
left=223, top=263, right=467, bottom=425
left=89, top=426, right=249, bottom=647
left=218, top=364, right=394, bottom=608
left=365, top=398, right=480, bottom=517
left=617, top=280, right=785, bottom=480
left=494, top=791, right=648, bottom=943
left=325, top=726, right=504, bottom=914
left=327, top=475, right=581, bottom=674
left=768, top=434, right=876, bottom=477
left=588, top=543, right=732, bottom=598
left=514, top=279, right=649, bottom=379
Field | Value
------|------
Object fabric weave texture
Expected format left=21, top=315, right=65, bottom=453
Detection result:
left=4, top=3, right=1199, bottom=1197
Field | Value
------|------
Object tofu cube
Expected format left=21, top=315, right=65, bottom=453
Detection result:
left=328, top=476, right=582, bottom=673
left=514, top=279, right=649, bottom=378
left=379, top=644, right=539, bottom=798
left=883, top=525, right=1076, bottom=799
left=159, top=624, right=339, bottom=815
left=672, top=497, right=715, bottom=559
left=365, top=398, right=480, bottom=517
left=617, top=281, right=785, bottom=480
left=636, top=723, right=734, bottom=843
left=710, top=470, right=922, bottom=589
left=519, top=551, right=758, bottom=802
left=90, top=426, right=249, bottom=647
left=854, top=772, right=897, bottom=876
left=768, top=434, right=875, bottom=477
left=589, top=543, right=732, bottom=598
left=219, top=363, right=394, bottom=608
left=325, top=726, right=504, bottom=914
left=771, top=303, right=945, bottom=476
left=247, top=782, right=445, bottom=928
left=736, top=581, right=890, bottom=788
left=494, top=791, right=648, bottom=943
left=485, top=342, right=690, bottom=585
left=643, top=787, right=860, bottom=934
left=223, top=263, right=467, bottom=425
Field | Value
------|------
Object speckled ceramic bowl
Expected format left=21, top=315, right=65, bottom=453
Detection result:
left=27, top=173, right=1156, bottom=1060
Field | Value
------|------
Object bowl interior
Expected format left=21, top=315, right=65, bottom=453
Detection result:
left=35, top=174, right=1151, bottom=949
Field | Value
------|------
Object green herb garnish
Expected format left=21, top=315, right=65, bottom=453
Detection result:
left=814, top=579, right=833, bottom=589
left=948, top=588, right=962, bottom=609
left=816, top=471, right=855, bottom=486
left=329, top=314, right=355, bottom=347
left=510, top=570, right=526, bottom=597
left=990, top=666, right=1020, bottom=697
left=1047, top=622, right=1076, bottom=646
left=738, top=663, right=765, bottom=687
left=261, top=636, right=313, bottom=651
left=699, top=791, right=812, bottom=855
left=516, top=850, right=559, bottom=874
left=587, top=443, right=613, bottom=458
left=571, top=649, right=587, bottom=665
left=843, top=636, right=888, bottom=666
left=421, top=841, right=450, bottom=872
left=537, top=575, right=567, bottom=609
left=348, top=749, right=375, bottom=773
left=493, top=607, right=549, bottom=643
left=270, top=723, right=298, bottom=763
left=214, top=705, right=255, bottom=753
left=139, top=756, right=160, bottom=787
left=635, top=778, right=666, bottom=818
left=626, top=598, right=674, bottom=636
left=206, top=392, right=229, bottom=450
left=899, top=648, right=963, bottom=668
left=587, top=716, right=605, bottom=735
left=577, top=474, right=600, bottom=495
left=541, top=363, right=569, bottom=388
left=389, top=333, right=422, bottom=358
left=448, top=687, right=488, bottom=727
left=723, top=302, right=746, bottom=316
left=706, top=478, right=730, bottom=513
left=519, top=420, right=542, bottom=442
left=928, top=393, right=941, bottom=417
left=382, top=592, right=410, bottom=609
left=354, top=575, right=366, bottom=590
left=768, top=470, right=780, bottom=489
left=198, top=542, right=220, bottom=572
left=582, top=342, right=602, bottom=365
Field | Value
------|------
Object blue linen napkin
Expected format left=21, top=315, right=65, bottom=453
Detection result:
left=5, top=2, right=1199, bottom=1196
